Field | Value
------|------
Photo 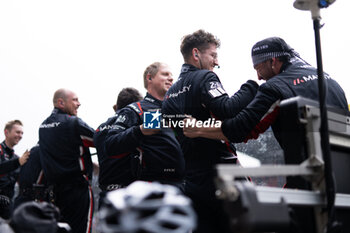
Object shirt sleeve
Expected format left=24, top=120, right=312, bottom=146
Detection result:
left=76, top=117, right=95, bottom=148
left=200, top=72, right=259, bottom=119
left=105, top=107, right=145, bottom=157
left=221, top=82, right=282, bottom=142
left=0, top=158, right=20, bottom=175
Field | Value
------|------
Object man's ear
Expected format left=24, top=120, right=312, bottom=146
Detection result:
left=57, top=98, right=65, bottom=108
left=192, top=48, right=200, bottom=60
left=147, top=73, right=152, bottom=81
left=271, top=57, right=277, bottom=65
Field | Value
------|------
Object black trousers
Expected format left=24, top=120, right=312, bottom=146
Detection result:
left=184, top=172, right=231, bottom=233
left=0, top=189, right=14, bottom=220
left=53, top=182, right=94, bottom=233
left=0, top=197, right=12, bottom=220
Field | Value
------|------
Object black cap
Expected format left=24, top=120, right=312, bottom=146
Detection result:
left=251, top=37, right=295, bottom=66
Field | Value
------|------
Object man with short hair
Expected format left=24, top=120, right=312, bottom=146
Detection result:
left=94, top=87, right=143, bottom=207
left=0, top=120, right=30, bottom=219
left=105, top=62, right=185, bottom=188
left=161, top=29, right=259, bottom=233
left=112, top=87, right=143, bottom=112
left=39, top=88, right=95, bottom=233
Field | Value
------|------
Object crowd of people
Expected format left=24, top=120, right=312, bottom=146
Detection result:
left=0, top=29, right=348, bottom=233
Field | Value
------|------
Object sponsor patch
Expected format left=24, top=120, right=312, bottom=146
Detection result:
left=208, top=87, right=226, bottom=98
left=115, top=115, right=126, bottom=123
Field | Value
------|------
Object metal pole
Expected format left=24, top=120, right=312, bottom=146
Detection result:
left=313, top=17, right=340, bottom=233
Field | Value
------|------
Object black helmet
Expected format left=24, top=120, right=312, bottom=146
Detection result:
left=10, top=201, right=71, bottom=233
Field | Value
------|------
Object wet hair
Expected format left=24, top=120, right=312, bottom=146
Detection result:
left=180, top=29, right=221, bottom=62
left=116, top=87, right=143, bottom=110
left=4, top=120, right=23, bottom=132
left=143, top=62, right=163, bottom=89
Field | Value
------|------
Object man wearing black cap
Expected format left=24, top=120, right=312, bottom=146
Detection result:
left=184, top=36, right=348, bottom=143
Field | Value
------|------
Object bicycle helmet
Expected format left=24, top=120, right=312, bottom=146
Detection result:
left=98, top=181, right=196, bottom=233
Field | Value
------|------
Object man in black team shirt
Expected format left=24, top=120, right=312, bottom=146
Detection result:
left=39, top=88, right=95, bottom=233
left=161, top=29, right=259, bottom=233
left=104, top=62, right=185, bottom=189
left=0, top=120, right=30, bottom=219
left=94, top=87, right=143, bottom=207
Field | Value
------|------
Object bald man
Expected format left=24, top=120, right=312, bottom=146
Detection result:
left=39, top=88, right=95, bottom=233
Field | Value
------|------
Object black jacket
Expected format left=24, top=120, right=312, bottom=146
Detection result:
left=0, top=142, right=19, bottom=198
left=94, top=109, right=139, bottom=187
left=0, top=143, right=20, bottom=176
left=39, top=108, right=95, bottom=184
left=222, top=57, right=349, bottom=144
left=18, top=144, right=46, bottom=188
left=105, top=93, right=185, bottom=182
left=161, top=64, right=259, bottom=173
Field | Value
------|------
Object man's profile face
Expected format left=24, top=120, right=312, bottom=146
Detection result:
left=198, top=44, right=218, bottom=71
left=254, top=60, right=274, bottom=81
left=5, top=124, right=23, bottom=147
left=151, top=64, right=173, bottom=96
left=63, top=91, right=80, bottom=116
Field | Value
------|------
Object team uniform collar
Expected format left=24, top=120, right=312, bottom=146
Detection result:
left=181, top=64, right=200, bottom=73
left=1, top=141, right=14, bottom=156
left=52, top=107, right=70, bottom=115
left=144, top=93, right=163, bottom=106
left=280, top=62, right=291, bottom=73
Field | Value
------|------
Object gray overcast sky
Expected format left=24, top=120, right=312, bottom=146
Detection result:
left=1, top=0, right=349, bottom=155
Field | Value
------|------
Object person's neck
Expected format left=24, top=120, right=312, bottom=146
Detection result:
left=272, top=60, right=284, bottom=76
left=147, top=90, right=165, bottom=101
left=55, top=106, right=68, bottom=114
